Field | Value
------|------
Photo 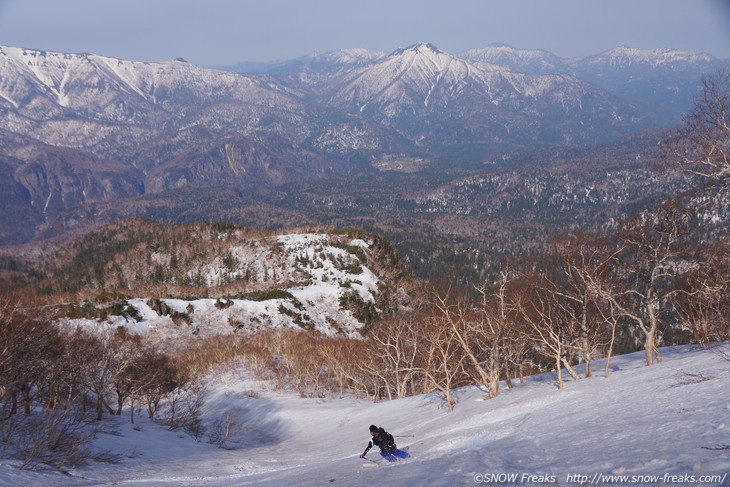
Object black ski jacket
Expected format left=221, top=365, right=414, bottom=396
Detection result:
left=362, top=428, right=396, bottom=456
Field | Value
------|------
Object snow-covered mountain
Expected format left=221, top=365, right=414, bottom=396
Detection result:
left=568, top=46, right=730, bottom=118
left=0, top=45, right=292, bottom=126
left=455, top=44, right=730, bottom=120
left=0, top=44, right=413, bottom=158
left=458, top=44, right=726, bottom=75
left=0, top=45, right=418, bottom=245
left=458, top=43, right=566, bottom=73
left=3, top=41, right=715, bottom=158
left=574, top=45, right=716, bottom=69
left=317, top=42, right=655, bottom=149
left=4, top=343, right=728, bottom=486
left=322, top=42, right=498, bottom=114
left=0, top=45, right=393, bottom=152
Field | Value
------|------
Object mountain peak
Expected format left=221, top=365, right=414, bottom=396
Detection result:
left=392, top=42, right=443, bottom=57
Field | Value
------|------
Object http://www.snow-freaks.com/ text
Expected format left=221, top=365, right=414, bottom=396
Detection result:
left=472, top=472, right=728, bottom=485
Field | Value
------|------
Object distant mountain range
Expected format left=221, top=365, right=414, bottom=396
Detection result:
left=0, top=42, right=727, bottom=247
left=227, top=42, right=729, bottom=123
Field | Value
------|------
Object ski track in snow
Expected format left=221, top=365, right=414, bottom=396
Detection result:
left=2, top=344, right=729, bottom=487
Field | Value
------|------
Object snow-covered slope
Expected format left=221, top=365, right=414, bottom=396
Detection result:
left=4, top=344, right=728, bottom=486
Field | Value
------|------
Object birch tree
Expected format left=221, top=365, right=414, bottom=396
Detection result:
left=515, top=275, right=580, bottom=390
left=417, top=315, right=469, bottom=412
left=551, top=232, right=618, bottom=377
left=433, top=274, right=519, bottom=399
left=592, top=201, right=690, bottom=366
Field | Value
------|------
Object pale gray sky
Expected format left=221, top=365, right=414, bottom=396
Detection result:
left=0, top=0, right=729, bottom=66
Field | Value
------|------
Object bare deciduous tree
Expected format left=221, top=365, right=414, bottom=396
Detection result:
left=661, top=70, right=730, bottom=193
left=367, top=312, right=424, bottom=400
left=673, top=242, right=730, bottom=345
left=208, top=408, right=245, bottom=449
left=515, top=275, right=580, bottom=390
left=433, top=274, right=519, bottom=399
left=70, top=329, right=141, bottom=421
left=591, top=201, right=690, bottom=366
left=416, top=315, right=469, bottom=412
left=552, top=232, right=620, bottom=378
left=135, top=351, right=178, bottom=420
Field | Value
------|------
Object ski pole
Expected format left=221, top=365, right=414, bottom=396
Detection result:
left=394, top=435, right=414, bottom=437
left=362, top=456, right=377, bottom=464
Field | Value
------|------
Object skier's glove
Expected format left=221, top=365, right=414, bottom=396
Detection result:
left=360, top=454, right=364, bottom=458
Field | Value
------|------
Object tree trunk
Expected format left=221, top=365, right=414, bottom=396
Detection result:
left=9, top=388, right=17, bottom=416
left=581, top=296, right=593, bottom=378
left=116, top=391, right=125, bottom=415
left=446, top=390, right=456, bottom=412
left=103, top=398, right=115, bottom=415
left=21, top=386, right=31, bottom=415
left=96, top=395, right=104, bottom=421
left=644, top=330, right=663, bottom=365
left=561, top=357, right=582, bottom=381
left=487, top=367, right=501, bottom=398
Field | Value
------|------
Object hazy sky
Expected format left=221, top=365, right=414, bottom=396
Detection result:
left=0, top=0, right=729, bottom=66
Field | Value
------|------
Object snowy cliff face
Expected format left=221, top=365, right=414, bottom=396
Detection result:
left=58, top=231, right=392, bottom=340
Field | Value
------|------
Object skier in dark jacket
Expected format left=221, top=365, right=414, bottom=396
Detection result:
left=360, top=425, right=409, bottom=462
